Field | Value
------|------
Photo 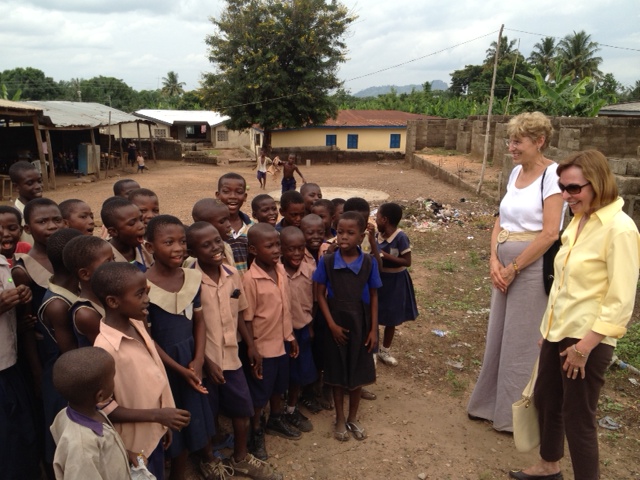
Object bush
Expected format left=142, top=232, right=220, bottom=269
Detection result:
left=615, top=321, right=640, bottom=367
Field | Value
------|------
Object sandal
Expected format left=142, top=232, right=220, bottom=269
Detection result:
left=212, top=432, right=234, bottom=450
left=299, top=395, right=323, bottom=414
left=360, top=388, right=377, bottom=401
left=333, top=423, right=350, bottom=442
left=345, top=421, right=367, bottom=441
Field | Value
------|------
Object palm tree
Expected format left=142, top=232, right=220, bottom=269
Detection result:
left=527, top=37, right=557, bottom=81
left=161, top=71, right=185, bottom=97
left=557, top=30, right=602, bottom=82
left=485, top=36, right=518, bottom=65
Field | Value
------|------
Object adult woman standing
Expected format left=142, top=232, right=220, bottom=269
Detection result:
left=467, top=112, right=565, bottom=432
left=509, top=150, right=639, bottom=480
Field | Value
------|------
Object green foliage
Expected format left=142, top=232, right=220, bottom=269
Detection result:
left=616, top=321, right=640, bottom=367
left=0, top=67, right=62, bottom=100
left=506, top=64, right=606, bottom=116
left=161, top=71, right=185, bottom=97
left=202, top=0, right=356, bottom=149
left=1, top=84, right=21, bottom=101
left=557, top=30, right=603, bottom=81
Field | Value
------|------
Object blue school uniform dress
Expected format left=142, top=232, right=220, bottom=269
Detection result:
left=70, top=297, right=105, bottom=348
left=0, top=255, right=40, bottom=479
left=376, top=229, right=418, bottom=326
left=37, top=282, right=79, bottom=463
left=147, top=268, right=215, bottom=458
left=313, top=249, right=382, bottom=390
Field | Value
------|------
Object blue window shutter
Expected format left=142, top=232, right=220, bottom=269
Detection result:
left=390, top=134, right=401, bottom=148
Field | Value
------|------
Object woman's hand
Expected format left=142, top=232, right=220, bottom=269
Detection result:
left=560, top=344, right=588, bottom=379
left=490, top=257, right=508, bottom=292
left=498, top=263, right=517, bottom=290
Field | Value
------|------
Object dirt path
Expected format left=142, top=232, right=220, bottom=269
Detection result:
left=41, top=155, right=638, bottom=480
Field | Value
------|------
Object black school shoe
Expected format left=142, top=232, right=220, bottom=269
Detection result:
left=265, top=414, right=302, bottom=439
left=249, top=428, right=268, bottom=461
left=284, top=407, right=313, bottom=432
left=509, top=470, right=563, bottom=480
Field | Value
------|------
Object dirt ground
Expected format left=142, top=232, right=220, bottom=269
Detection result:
left=39, top=151, right=640, bottom=480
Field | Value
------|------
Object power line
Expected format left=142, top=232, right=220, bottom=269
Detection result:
left=504, top=28, right=640, bottom=53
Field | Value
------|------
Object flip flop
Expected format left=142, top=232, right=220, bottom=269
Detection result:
left=333, top=423, right=350, bottom=442
left=345, top=421, right=367, bottom=440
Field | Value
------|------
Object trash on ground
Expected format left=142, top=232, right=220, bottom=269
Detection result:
left=629, top=378, right=639, bottom=387
left=451, top=342, right=472, bottom=348
left=431, top=329, right=448, bottom=337
left=598, top=416, right=621, bottom=430
left=445, top=360, right=464, bottom=370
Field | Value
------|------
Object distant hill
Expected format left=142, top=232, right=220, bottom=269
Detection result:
left=353, top=80, right=447, bottom=98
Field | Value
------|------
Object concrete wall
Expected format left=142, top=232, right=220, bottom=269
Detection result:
left=102, top=122, right=169, bottom=140
left=212, top=126, right=251, bottom=149
left=270, top=146, right=404, bottom=164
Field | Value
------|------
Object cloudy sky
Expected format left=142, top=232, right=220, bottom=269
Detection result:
left=1, top=0, right=639, bottom=95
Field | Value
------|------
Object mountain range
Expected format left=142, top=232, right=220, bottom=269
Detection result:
left=353, top=80, right=448, bottom=98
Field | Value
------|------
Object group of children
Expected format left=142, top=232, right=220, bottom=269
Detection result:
left=0, top=160, right=418, bottom=480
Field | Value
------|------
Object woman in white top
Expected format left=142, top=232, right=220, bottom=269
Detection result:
left=467, top=112, right=565, bottom=432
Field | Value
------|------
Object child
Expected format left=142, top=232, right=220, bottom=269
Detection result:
left=128, top=188, right=160, bottom=226
left=92, top=262, right=191, bottom=480
left=37, top=228, right=84, bottom=466
left=9, top=160, right=44, bottom=244
left=313, top=211, right=382, bottom=442
left=186, top=222, right=281, bottom=479
left=50, top=347, right=130, bottom=479
left=191, top=198, right=236, bottom=268
left=100, top=197, right=151, bottom=272
left=300, top=183, right=322, bottom=215
left=375, top=203, right=418, bottom=367
left=216, top=173, right=254, bottom=273
left=275, top=191, right=305, bottom=232
left=0, top=205, right=31, bottom=267
left=113, top=178, right=140, bottom=198
left=251, top=194, right=278, bottom=227
left=281, top=154, right=306, bottom=194
left=300, top=214, right=324, bottom=266
left=311, top=199, right=337, bottom=241
left=243, top=223, right=300, bottom=459
left=253, top=149, right=271, bottom=190
left=64, top=236, right=113, bottom=346
left=331, top=198, right=345, bottom=231
left=0, top=247, right=40, bottom=480
left=144, top=215, right=218, bottom=480
left=136, top=152, right=148, bottom=173
left=59, top=199, right=95, bottom=235
left=280, top=227, right=316, bottom=433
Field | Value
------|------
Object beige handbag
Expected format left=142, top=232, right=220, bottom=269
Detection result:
left=512, top=358, right=541, bottom=452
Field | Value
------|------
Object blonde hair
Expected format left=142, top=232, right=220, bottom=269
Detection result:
left=507, top=112, right=553, bottom=150
left=557, top=150, right=618, bottom=212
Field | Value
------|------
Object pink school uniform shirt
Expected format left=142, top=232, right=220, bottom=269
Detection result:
left=285, top=261, right=314, bottom=330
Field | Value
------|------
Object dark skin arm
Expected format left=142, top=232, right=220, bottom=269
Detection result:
left=243, top=320, right=263, bottom=379
left=316, top=283, right=349, bottom=345
left=237, top=311, right=261, bottom=375
left=379, top=250, right=412, bottom=268
left=188, top=309, right=206, bottom=381
left=155, top=341, right=208, bottom=394
left=45, top=298, right=77, bottom=354
left=73, top=307, right=102, bottom=344
left=108, top=405, right=191, bottom=430
left=365, top=289, right=379, bottom=352
left=366, top=224, right=383, bottom=270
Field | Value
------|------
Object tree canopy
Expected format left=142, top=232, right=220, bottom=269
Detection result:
left=161, top=71, right=186, bottom=97
left=202, top=0, right=356, bottom=150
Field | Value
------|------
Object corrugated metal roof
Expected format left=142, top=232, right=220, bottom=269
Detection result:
left=599, top=102, right=640, bottom=116
left=135, top=109, right=229, bottom=127
left=323, top=109, right=438, bottom=127
left=0, top=99, right=43, bottom=113
left=23, top=101, right=146, bottom=128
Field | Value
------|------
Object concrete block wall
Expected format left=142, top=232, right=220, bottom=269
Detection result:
left=424, top=119, right=447, bottom=148
left=445, top=120, right=460, bottom=150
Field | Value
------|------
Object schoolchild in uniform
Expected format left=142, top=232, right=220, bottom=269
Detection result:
left=275, top=191, right=305, bottom=232
left=0, top=205, right=31, bottom=267
left=216, top=173, right=254, bottom=273
left=64, top=236, right=113, bottom=347
left=375, top=203, right=418, bottom=367
left=9, top=160, right=44, bottom=245
left=311, top=199, right=337, bottom=241
left=50, top=347, right=130, bottom=480
left=144, top=215, right=218, bottom=480
left=299, top=214, right=324, bottom=267
left=59, top=199, right=95, bottom=235
left=186, top=221, right=281, bottom=480
left=92, top=262, right=191, bottom=480
left=313, top=211, right=382, bottom=442
left=190, top=198, right=236, bottom=268
left=100, top=197, right=152, bottom=272
left=300, top=183, right=322, bottom=216
left=128, top=188, right=160, bottom=227
left=280, top=226, right=316, bottom=433
left=242, top=224, right=300, bottom=460
left=251, top=194, right=278, bottom=227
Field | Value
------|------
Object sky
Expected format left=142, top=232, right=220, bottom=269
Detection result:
left=1, top=0, right=639, bottom=96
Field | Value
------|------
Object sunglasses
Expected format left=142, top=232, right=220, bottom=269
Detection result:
left=558, top=181, right=590, bottom=194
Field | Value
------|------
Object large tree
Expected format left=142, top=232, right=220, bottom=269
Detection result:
left=527, top=37, right=557, bottom=80
left=557, top=30, right=602, bottom=82
left=0, top=67, right=62, bottom=100
left=202, top=0, right=356, bottom=150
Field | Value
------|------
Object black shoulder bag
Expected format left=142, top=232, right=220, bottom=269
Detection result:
left=541, top=167, right=561, bottom=295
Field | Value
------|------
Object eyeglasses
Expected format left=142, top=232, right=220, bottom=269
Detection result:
left=504, top=139, right=522, bottom=148
left=558, top=181, right=590, bottom=194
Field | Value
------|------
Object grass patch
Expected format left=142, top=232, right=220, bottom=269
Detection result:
left=615, top=321, right=640, bottom=367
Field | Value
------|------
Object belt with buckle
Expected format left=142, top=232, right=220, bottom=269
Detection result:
left=497, top=229, right=540, bottom=244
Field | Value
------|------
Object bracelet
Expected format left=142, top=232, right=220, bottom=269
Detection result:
left=512, top=260, right=520, bottom=275
left=573, top=344, right=588, bottom=358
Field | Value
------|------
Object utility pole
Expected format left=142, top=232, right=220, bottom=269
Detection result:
left=477, top=24, right=503, bottom=195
